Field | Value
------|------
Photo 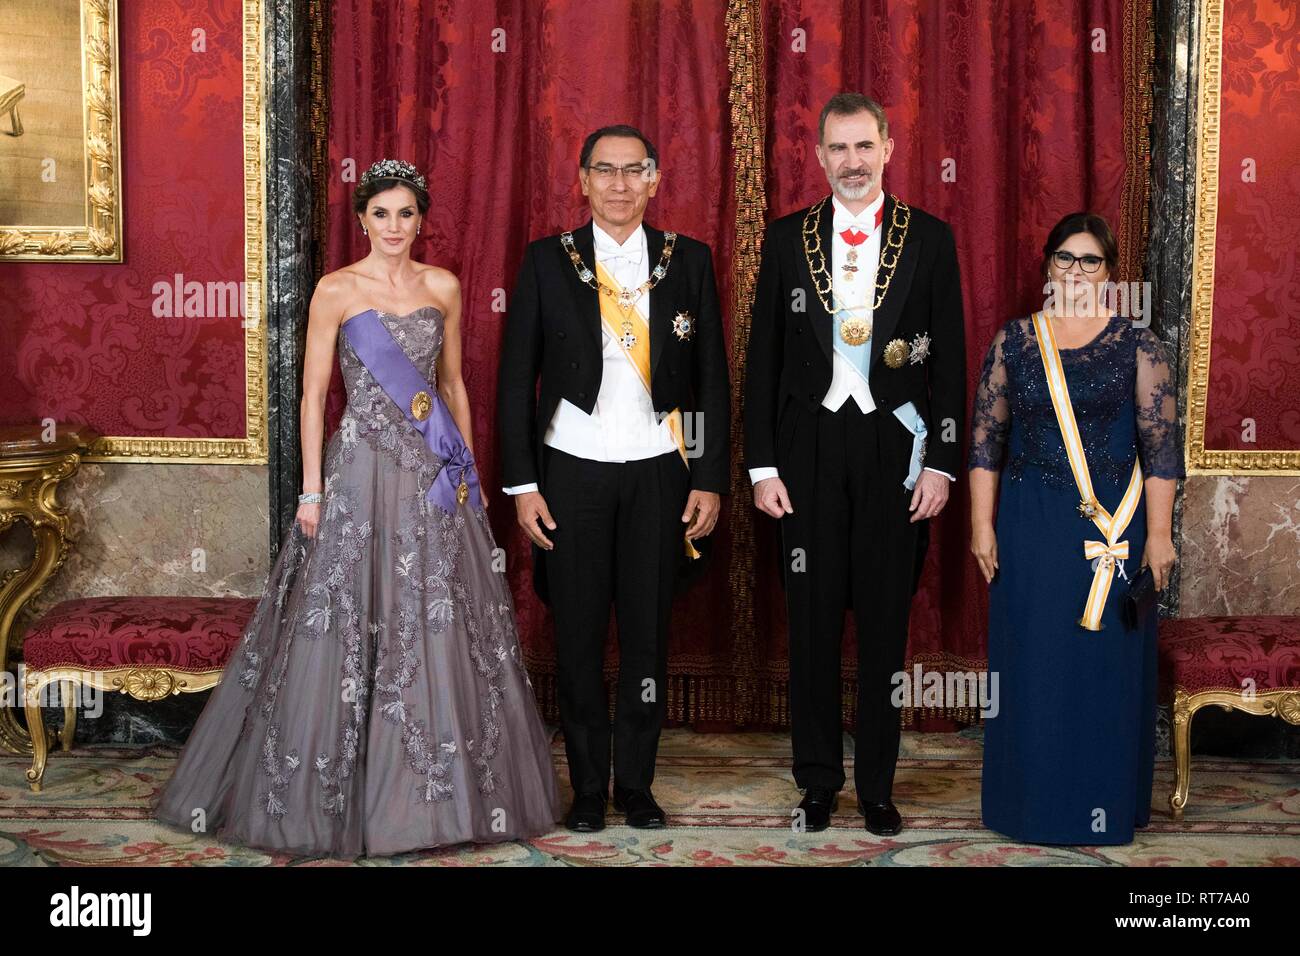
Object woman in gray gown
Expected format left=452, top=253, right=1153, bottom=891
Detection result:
left=153, top=159, right=560, bottom=858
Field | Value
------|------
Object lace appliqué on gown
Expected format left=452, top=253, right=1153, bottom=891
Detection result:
left=968, top=315, right=1183, bottom=488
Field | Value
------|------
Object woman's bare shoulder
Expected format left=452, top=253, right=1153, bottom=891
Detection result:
left=310, top=268, right=361, bottom=324
left=411, top=263, right=459, bottom=315
left=416, top=263, right=460, bottom=295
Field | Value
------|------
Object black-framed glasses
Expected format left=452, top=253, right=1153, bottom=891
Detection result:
left=1052, top=250, right=1105, bottom=273
left=584, top=162, right=654, bottom=182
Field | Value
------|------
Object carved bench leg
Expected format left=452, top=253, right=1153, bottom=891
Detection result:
left=1169, top=688, right=1193, bottom=821
left=59, top=680, right=76, bottom=751
left=23, top=672, right=51, bottom=793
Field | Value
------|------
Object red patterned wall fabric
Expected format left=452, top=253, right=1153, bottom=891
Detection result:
left=0, top=0, right=249, bottom=438
left=1204, top=0, right=1300, bottom=451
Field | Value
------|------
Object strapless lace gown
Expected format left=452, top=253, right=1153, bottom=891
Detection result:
left=153, top=306, right=560, bottom=858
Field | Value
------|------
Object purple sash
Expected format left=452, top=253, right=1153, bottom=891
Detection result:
left=341, top=309, right=482, bottom=511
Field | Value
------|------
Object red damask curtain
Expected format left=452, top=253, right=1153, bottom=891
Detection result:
left=324, top=0, right=736, bottom=724
left=748, top=0, right=1147, bottom=728
left=323, top=0, right=1150, bottom=728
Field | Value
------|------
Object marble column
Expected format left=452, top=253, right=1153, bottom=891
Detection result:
left=265, top=0, right=317, bottom=556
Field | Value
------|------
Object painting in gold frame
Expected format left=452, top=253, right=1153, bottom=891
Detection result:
left=0, top=0, right=122, bottom=262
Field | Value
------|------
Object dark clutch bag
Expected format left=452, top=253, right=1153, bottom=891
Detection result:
left=1122, top=565, right=1159, bottom=629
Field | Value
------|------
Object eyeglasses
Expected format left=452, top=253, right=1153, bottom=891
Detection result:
left=1052, top=250, right=1106, bottom=273
left=585, top=162, right=654, bottom=183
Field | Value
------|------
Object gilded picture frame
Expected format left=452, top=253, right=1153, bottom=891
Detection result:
left=0, top=0, right=123, bottom=262
left=1185, top=0, right=1300, bottom=474
left=87, top=0, right=267, bottom=464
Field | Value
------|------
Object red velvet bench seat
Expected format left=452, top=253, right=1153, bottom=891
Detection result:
left=20, top=595, right=257, bottom=791
left=1159, top=615, right=1300, bottom=819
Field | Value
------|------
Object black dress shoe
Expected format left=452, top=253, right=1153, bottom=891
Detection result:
left=564, top=791, right=607, bottom=832
left=796, top=786, right=838, bottom=832
left=612, top=786, right=666, bottom=828
left=858, top=799, right=902, bottom=836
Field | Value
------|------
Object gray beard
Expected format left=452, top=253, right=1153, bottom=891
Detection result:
left=829, top=170, right=873, bottom=201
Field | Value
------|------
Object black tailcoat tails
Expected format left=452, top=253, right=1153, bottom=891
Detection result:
left=497, top=220, right=729, bottom=794
left=742, top=194, right=965, bottom=803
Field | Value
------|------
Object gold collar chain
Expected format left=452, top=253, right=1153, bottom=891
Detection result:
left=802, top=195, right=911, bottom=314
left=561, top=230, right=677, bottom=314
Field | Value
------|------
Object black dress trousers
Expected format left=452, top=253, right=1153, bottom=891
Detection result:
left=541, top=445, right=690, bottom=795
left=778, top=400, right=925, bottom=803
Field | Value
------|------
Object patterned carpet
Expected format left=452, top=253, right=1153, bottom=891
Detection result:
left=2, top=728, right=1297, bottom=866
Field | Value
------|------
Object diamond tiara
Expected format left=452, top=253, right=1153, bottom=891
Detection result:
left=360, top=158, right=428, bottom=191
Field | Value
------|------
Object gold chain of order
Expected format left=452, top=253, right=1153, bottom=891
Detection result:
left=561, top=230, right=677, bottom=314
left=801, top=195, right=911, bottom=313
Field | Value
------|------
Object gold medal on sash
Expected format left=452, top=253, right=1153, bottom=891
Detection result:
left=410, top=390, right=432, bottom=421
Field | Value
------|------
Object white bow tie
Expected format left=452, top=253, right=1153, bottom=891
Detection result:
left=595, top=230, right=646, bottom=265
left=598, top=247, right=644, bottom=266
left=833, top=212, right=879, bottom=234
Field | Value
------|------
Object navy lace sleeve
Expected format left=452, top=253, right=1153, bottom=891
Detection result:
left=968, top=327, right=1010, bottom=471
left=1135, top=328, right=1182, bottom=479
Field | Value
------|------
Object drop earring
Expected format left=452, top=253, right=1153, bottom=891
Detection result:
left=362, top=225, right=368, bottom=236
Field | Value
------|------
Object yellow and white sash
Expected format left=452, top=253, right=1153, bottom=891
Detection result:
left=1031, top=311, right=1143, bottom=631
left=595, top=262, right=700, bottom=560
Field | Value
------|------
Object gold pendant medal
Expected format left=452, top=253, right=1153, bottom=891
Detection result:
left=839, top=315, right=871, bottom=347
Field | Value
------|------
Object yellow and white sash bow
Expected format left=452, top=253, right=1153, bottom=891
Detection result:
left=1031, top=311, right=1143, bottom=631
left=594, top=262, right=700, bottom=560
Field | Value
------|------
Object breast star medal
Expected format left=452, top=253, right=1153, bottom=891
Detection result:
left=672, top=311, right=695, bottom=341
left=838, top=314, right=871, bottom=346
left=909, top=332, right=931, bottom=365
left=883, top=338, right=911, bottom=368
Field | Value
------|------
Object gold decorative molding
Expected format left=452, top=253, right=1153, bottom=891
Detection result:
left=1185, top=0, right=1300, bottom=474
left=23, top=665, right=222, bottom=791
left=82, top=0, right=267, bottom=463
left=1169, top=684, right=1300, bottom=819
left=0, top=0, right=123, bottom=262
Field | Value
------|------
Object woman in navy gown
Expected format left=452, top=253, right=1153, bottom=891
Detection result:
left=968, top=212, right=1180, bottom=845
